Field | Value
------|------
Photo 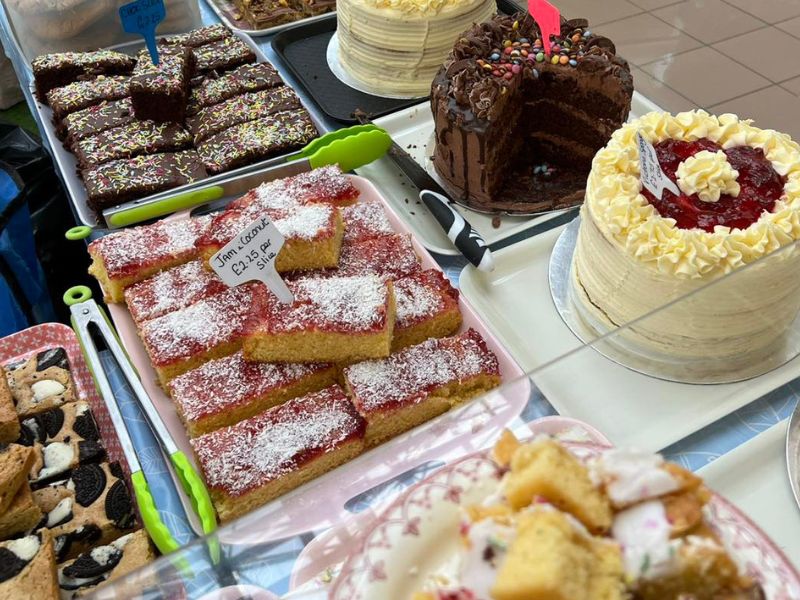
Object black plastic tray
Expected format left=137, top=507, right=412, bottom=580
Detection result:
left=271, top=0, right=522, bottom=124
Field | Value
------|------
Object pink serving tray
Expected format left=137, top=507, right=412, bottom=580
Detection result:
left=107, top=175, right=530, bottom=540
left=0, top=323, right=127, bottom=472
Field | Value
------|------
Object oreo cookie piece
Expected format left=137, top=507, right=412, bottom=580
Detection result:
left=36, top=348, right=69, bottom=371
left=72, top=463, right=107, bottom=507
left=39, top=408, right=65, bottom=439
left=16, top=419, right=41, bottom=446
left=105, top=479, right=134, bottom=528
left=78, top=440, right=106, bottom=463
left=53, top=524, right=102, bottom=562
left=73, top=410, right=100, bottom=442
left=0, top=547, right=29, bottom=583
left=63, top=545, right=122, bottom=579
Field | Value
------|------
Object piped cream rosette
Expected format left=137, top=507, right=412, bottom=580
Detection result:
left=572, top=110, right=800, bottom=365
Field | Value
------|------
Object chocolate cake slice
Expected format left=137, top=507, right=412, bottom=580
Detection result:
left=430, top=13, right=633, bottom=213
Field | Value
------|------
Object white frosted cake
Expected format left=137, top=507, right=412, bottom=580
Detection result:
left=336, top=0, right=496, bottom=97
left=572, top=110, right=800, bottom=363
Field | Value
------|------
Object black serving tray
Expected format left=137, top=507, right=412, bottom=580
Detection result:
left=271, top=0, right=523, bottom=124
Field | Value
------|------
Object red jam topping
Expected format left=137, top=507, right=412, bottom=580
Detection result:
left=641, top=138, right=786, bottom=232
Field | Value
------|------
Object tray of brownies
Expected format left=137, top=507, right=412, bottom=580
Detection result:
left=29, top=24, right=324, bottom=227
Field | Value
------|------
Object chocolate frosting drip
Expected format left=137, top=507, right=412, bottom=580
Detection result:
left=429, top=12, right=634, bottom=214
left=437, top=12, right=633, bottom=122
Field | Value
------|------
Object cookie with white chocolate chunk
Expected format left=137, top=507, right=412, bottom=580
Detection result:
left=4, top=348, right=76, bottom=418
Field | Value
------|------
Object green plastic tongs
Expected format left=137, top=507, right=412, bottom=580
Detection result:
left=102, top=124, right=393, bottom=228
left=64, top=286, right=216, bottom=555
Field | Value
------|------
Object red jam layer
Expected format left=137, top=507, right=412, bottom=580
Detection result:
left=642, top=138, right=786, bottom=232
left=394, top=269, right=459, bottom=329
left=343, top=329, right=500, bottom=415
left=190, top=385, right=365, bottom=496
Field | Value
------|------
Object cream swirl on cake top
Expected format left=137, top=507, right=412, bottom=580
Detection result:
left=361, top=0, right=457, bottom=13
left=587, top=110, right=800, bottom=279
left=676, top=150, right=740, bottom=203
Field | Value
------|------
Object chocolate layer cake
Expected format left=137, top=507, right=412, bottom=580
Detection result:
left=430, top=14, right=633, bottom=213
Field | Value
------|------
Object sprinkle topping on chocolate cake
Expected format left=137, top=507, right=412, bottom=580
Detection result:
left=431, top=13, right=633, bottom=213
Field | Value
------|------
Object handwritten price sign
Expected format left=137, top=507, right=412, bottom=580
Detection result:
left=210, top=215, right=294, bottom=304
left=119, top=0, right=166, bottom=65
left=637, top=132, right=680, bottom=200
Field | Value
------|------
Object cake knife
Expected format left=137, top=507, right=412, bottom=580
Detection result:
left=354, top=112, right=494, bottom=272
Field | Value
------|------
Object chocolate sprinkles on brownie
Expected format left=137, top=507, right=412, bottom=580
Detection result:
left=187, top=63, right=284, bottom=115
left=59, top=98, right=135, bottom=146
left=46, top=76, right=130, bottom=121
left=130, top=47, right=195, bottom=123
left=197, top=109, right=317, bottom=174
left=83, top=151, right=207, bottom=211
left=32, top=50, right=135, bottom=103
left=73, top=121, right=193, bottom=168
left=193, top=36, right=257, bottom=74
left=188, top=86, right=302, bottom=143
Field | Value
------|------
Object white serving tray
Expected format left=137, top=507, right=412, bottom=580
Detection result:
left=458, top=223, right=800, bottom=451
left=358, top=91, right=662, bottom=255
left=699, top=420, right=800, bottom=567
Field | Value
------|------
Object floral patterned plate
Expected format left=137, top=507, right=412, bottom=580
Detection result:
left=331, top=429, right=800, bottom=600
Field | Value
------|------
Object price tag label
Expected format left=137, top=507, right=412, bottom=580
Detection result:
left=637, top=132, right=680, bottom=200
left=209, top=215, right=294, bottom=304
left=119, top=0, right=166, bottom=65
left=528, top=0, right=561, bottom=56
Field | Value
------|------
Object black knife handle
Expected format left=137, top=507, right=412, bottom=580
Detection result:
left=420, top=190, right=494, bottom=271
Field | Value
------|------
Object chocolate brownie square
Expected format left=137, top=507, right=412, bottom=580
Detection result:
left=187, top=62, right=284, bottom=115
left=83, top=151, right=208, bottom=211
left=130, top=46, right=194, bottom=123
left=197, top=108, right=317, bottom=174
left=193, top=36, right=256, bottom=75
left=188, top=86, right=301, bottom=143
left=73, top=120, right=192, bottom=168
left=46, top=76, right=130, bottom=121
left=161, top=23, right=232, bottom=48
left=59, top=98, right=135, bottom=147
left=32, top=50, right=135, bottom=103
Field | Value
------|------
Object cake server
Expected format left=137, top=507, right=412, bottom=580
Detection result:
left=103, top=124, right=393, bottom=228
left=63, top=285, right=217, bottom=553
left=786, top=402, right=800, bottom=513
left=354, top=112, right=494, bottom=271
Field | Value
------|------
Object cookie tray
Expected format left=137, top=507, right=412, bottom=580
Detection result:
left=204, top=0, right=336, bottom=38
left=31, top=30, right=328, bottom=228
left=105, top=173, right=530, bottom=539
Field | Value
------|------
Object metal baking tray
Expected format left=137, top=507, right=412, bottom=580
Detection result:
left=31, top=30, right=326, bottom=228
left=271, top=0, right=523, bottom=124
left=204, top=0, right=336, bottom=37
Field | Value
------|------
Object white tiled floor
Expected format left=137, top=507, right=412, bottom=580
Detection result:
left=555, top=0, right=800, bottom=132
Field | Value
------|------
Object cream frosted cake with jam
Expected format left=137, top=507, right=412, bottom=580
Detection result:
left=336, top=0, right=497, bottom=97
left=572, top=110, right=800, bottom=363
